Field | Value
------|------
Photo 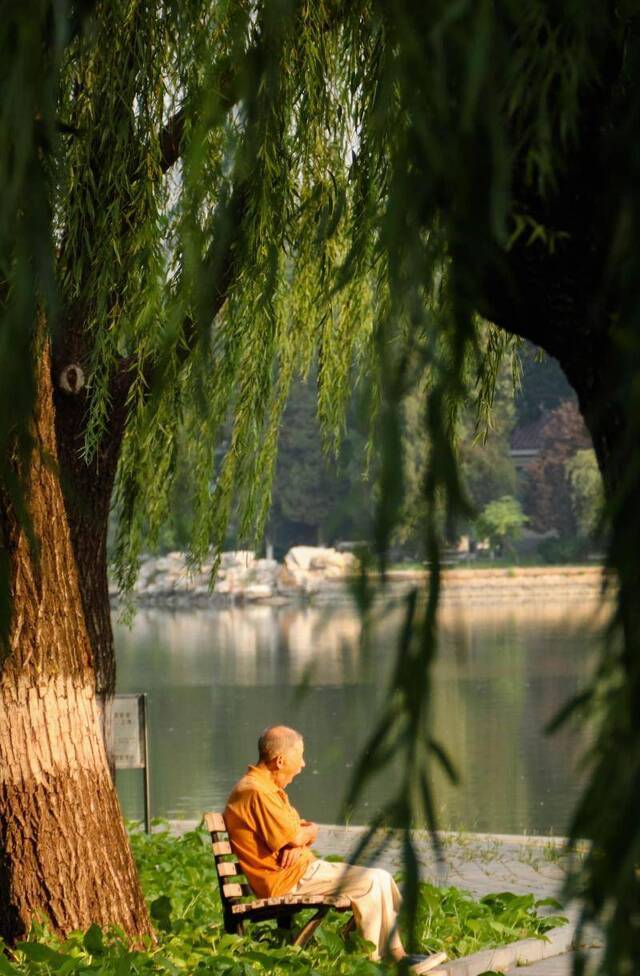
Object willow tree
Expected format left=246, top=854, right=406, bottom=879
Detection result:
left=1, top=0, right=373, bottom=942
left=2, top=1, right=640, bottom=972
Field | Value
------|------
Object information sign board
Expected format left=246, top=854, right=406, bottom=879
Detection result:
left=114, top=693, right=151, bottom=832
left=114, top=695, right=144, bottom=768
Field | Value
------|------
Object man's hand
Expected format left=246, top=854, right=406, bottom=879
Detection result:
left=291, top=820, right=318, bottom=848
left=300, top=820, right=318, bottom=845
left=280, top=846, right=303, bottom=868
left=279, top=821, right=318, bottom=867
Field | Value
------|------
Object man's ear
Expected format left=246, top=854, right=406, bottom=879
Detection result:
left=275, top=754, right=284, bottom=768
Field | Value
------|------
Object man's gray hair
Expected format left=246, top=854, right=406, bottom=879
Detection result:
left=258, top=725, right=303, bottom=762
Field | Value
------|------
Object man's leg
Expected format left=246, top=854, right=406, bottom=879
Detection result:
left=292, top=860, right=403, bottom=961
left=375, top=867, right=404, bottom=957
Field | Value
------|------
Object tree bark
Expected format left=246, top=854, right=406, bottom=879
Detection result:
left=51, top=341, right=132, bottom=771
left=0, top=333, right=152, bottom=943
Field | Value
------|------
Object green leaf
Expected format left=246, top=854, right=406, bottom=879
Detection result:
left=17, top=944, right=68, bottom=968
left=535, top=897, right=563, bottom=910
left=151, top=895, right=173, bottom=932
left=242, top=950, right=280, bottom=967
left=0, top=954, right=19, bottom=976
left=83, top=924, right=105, bottom=956
left=538, top=915, right=569, bottom=931
left=153, top=954, right=182, bottom=976
left=114, top=955, right=135, bottom=976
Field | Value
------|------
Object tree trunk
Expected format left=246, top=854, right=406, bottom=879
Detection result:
left=0, top=334, right=152, bottom=943
left=52, top=343, right=132, bottom=771
left=483, top=153, right=640, bottom=951
left=570, top=359, right=640, bottom=684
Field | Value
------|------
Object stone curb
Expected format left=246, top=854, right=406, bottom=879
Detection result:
left=315, top=824, right=590, bottom=855
left=440, top=921, right=576, bottom=976
left=167, top=821, right=588, bottom=851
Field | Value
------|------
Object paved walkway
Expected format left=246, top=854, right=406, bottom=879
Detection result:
left=313, top=826, right=603, bottom=975
left=315, top=825, right=580, bottom=902
left=504, top=948, right=602, bottom=974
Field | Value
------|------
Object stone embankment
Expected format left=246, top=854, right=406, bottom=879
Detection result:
left=415, top=565, right=607, bottom=605
left=109, top=547, right=607, bottom=608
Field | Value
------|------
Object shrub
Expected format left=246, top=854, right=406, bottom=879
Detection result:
left=0, top=827, right=567, bottom=976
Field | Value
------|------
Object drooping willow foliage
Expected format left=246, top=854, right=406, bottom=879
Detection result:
left=3, top=1, right=640, bottom=972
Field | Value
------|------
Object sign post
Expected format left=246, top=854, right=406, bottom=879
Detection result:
left=114, top=693, right=151, bottom=833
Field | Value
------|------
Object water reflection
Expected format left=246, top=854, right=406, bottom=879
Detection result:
left=115, top=595, right=608, bottom=834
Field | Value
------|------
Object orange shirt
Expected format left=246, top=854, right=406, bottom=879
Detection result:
left=224, top=765, right=315, bottom=897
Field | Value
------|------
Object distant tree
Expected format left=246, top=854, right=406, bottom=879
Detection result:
left=400, top=334, right=518, bottom=547
left=515, top=343, right=574, bottom=425
left=270, top=374, right=347, bottom=548
left=523, top=400, right=591, bottom=537
left=566, top=449, right=605, bottom=541
left=458, top=349, right=518, bottom=513
left=476, top=495, right=527, bottom=557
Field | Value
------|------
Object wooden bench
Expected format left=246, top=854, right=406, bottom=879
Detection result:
left=204, top=812, right=355, bottom=947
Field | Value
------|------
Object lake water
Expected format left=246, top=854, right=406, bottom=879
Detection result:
left=114, top=593, right=607, bottom=835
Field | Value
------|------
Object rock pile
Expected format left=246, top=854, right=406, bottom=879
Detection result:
left=110, top=546, right=358, bottom=607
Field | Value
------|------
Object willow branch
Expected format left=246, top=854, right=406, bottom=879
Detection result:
left=178, top=183, right=248, bottom=367
left=159, top=107, right=186, bottom=174
left=111, top=181, right=248, bottom=408
left=158, top=64, right=238, bottom=174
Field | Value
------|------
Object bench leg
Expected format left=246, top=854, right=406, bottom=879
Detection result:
left=341, top=914, right=356, bottom=940
left=292, top=907, right=330, bottom=948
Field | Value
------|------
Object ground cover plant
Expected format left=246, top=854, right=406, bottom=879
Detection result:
left=0, top=827, right=567, bottom=976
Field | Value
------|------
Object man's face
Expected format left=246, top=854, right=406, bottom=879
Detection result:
left=273, top=739, right=305, bottom=789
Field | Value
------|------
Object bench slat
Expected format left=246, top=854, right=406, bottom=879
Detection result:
left=231, top=894, right=351, bottom=914
left=204, top=812, right=226, bottom=833
left=222, top=882, right=244, bottom=899
left=212, top=840, right=232, bottom=856
left=217, top=861, right=239, bottom=878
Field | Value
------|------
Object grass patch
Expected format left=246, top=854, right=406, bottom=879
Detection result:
left=0, top=826, right=567, bottom=976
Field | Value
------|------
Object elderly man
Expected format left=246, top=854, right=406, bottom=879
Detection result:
left=224, top=725, right=447, bottom=974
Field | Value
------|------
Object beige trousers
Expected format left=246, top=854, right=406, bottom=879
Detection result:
left=292, top=859, right=403, bottom=960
